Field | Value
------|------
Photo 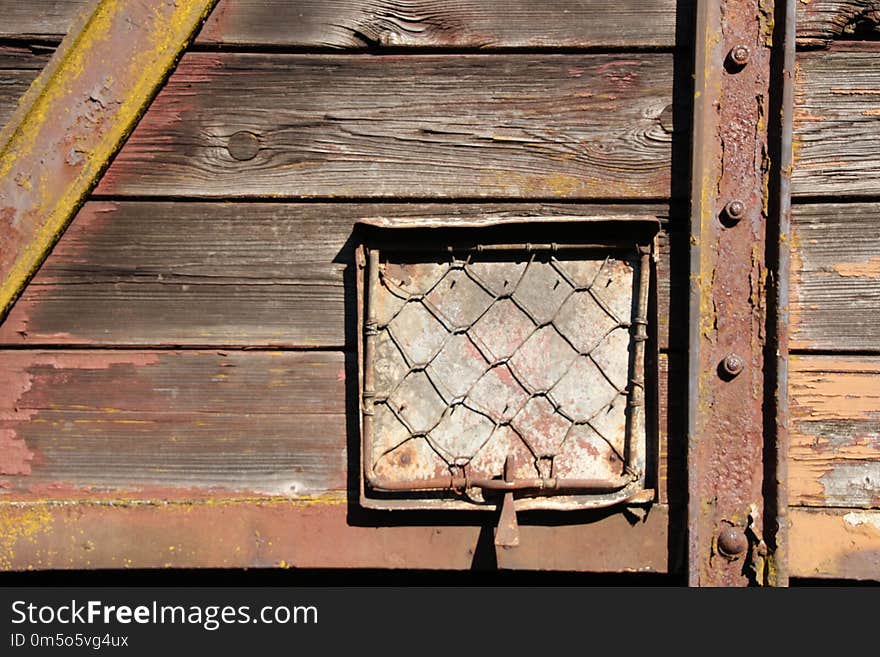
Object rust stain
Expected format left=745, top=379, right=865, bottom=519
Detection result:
left=833, top=255, right=880, bottom=278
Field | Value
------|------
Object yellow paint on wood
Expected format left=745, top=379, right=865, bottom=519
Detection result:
left=0, top=0, right=218, bottom=320
left=0, top=505, right=54, bottom=570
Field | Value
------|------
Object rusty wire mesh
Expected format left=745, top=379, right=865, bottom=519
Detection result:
left=363, top=243, right=648, bottom=503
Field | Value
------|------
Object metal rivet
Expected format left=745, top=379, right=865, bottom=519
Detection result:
left=227, top=130, right=261, bottom=161
left=717, top=526, right=748, bottom=558
left=728, top=45, right=750, bottom=68
left=721, top=353, right=744, bottom=378
left=724, top=199, right=746, bottom=222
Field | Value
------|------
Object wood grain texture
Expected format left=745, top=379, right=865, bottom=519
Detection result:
left=0, top=57, right=42, bottom=128
left=0, top=350, right=347, bottom=498
left=0, top=1, right=686, bottom=48
left=790, top=356, right=880, bottom=509
left=791, top=203, right=880, bottom=351
left=793, top=48, right=880, bottom=198
left=0, top=201, right=676, bottom=348
left=790, top=508, right=880, bottom=581
left=0, top=349, right=672, bottom=506
left=0, top=501, right=670, bottom=572
left=798, top=1, right=880, bottom=48
left=93, top=53, right=676, bottom=199
left=2, top=0, right=876, bottom=49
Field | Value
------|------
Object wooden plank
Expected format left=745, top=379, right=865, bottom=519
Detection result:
left=0, top=1, right=686, bottom=48
left=0, top=45, right=51, bottom=70
left=2, top=1, right=874, bottom=50
left=0, top=0, right=219, bottom=322
left=0, top=47, right=47, bottom=130
left=790, top=356, right=880, bottom=509
left=0, top=201, right=675, bottom=348
left=793, top=47, right=880, bottom=198
left=0, top=501, right=669, bottom=572
left=93, top=53, right=676, bottom=199
left=0, top=350, right=347, bottom=498
left=798, top=1, right=880, bottom=48
left=790, top=508, right=880, bottom=581
left=791, top=203, right=880, bottom=352
left=0, top=348, right=673, bottom=504
left=0, top=71, right=37, bottom=130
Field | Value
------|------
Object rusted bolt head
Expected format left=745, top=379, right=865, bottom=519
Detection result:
left=227, top=130, right=261, bottom=161
left=717, top=526, right=748, bottom=558
left=729, top=45, right=750, bottom=67
left=721, top=353, right=744, bottom=378
left=724, top=199, right=746, bottom=222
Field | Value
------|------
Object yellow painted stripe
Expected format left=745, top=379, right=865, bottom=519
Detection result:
left=0, top=0, right=218, bottom=319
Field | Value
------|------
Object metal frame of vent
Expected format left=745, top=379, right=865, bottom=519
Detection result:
left=356, top=219, right=659, bottom=513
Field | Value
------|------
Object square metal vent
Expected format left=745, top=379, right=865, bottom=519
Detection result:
left=356, top=219, right=657, bottom=512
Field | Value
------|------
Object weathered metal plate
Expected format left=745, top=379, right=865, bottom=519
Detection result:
left=358, top=226, right=657, bottom=511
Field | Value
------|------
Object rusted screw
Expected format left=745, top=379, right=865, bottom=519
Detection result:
left=717, top=526, right=748, bottom=559
left=721, top=353, right=744, bottom=378
left=729, top=45, right=750, bottom=67
left=724, top=199, right=746, bottom=223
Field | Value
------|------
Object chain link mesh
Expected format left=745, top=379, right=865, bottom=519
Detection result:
left=367, top=245, right=643, bottom=495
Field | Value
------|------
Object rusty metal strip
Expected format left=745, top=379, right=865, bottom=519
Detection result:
left=688, top=0, right=791, bottom=586
left=766, top=0, right=796, bottom=588
left=0, top=0, right=218, bottom=322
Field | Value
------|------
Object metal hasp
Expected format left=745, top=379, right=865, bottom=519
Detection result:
left=356, top=220, right=659, bottom=521
left=688, top=0, right=794, bottom=585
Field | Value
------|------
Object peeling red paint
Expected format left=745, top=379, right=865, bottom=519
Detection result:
left=0, top=351, right=162, bottom=482
left=0, top=429, right=34, bottom=475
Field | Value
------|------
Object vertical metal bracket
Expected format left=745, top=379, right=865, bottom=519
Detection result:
left=688, top=0, right=793, bottom=586
left=494, top=455, right=521, bottom=553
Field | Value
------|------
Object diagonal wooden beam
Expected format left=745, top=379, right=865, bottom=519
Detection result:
left=0, top=0, right=218, bottom=321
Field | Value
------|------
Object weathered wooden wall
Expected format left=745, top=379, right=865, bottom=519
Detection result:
left=1, top=1, right=879, bottom=581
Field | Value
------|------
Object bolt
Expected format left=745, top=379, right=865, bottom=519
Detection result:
left=721, top=353, right=744, bottom=378
left=717, top=526, right=748, bottom=558
left=729, top=45, right=750, bottom=67
left=724, top=199, right=746, bottom=222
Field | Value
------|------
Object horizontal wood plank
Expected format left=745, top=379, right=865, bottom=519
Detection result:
left=0, top=501, right=670, bottom=572
left=790, top=356, right=880, bottom=508
left=2, top=1, right=873, bottom=49
left=791, top=203, right=880, bottom=351
left=0, top=349, right=673, bottom=504
left=0, top=1, right=686, bottom=48
left=793, top=48, right=880, bottom=198
left=790, top=507, right=880, bottom=581
left=7, top=50, right=879, bottom=202
left=798, top=1, right=880, bottom=48
left=0, top=350, right=347, bottom=497
left=93, top=53, right=676, bottom=199
left=6, top=200, right=876, bottom=353
left=0, top=202, right=676, bottom=348
left=0, top=68, right=40, bottom=129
